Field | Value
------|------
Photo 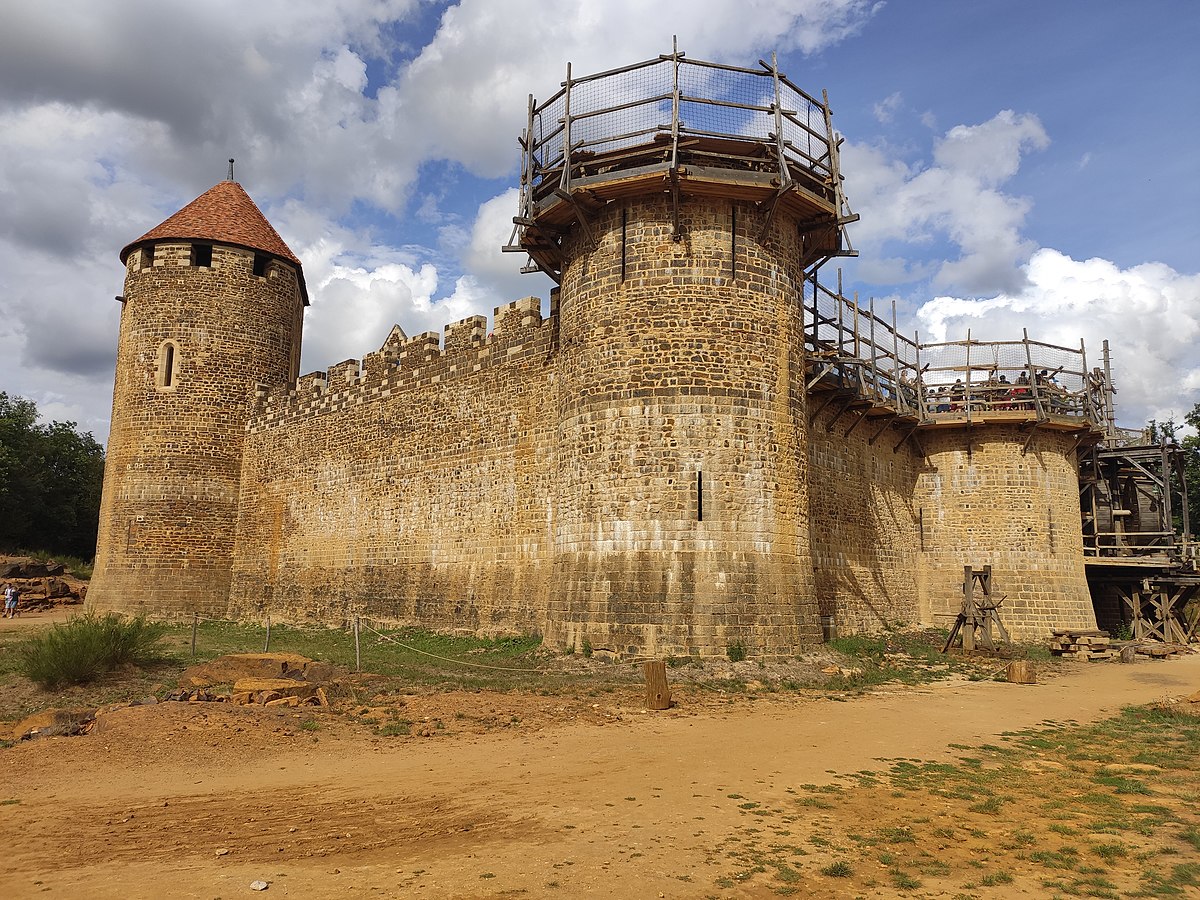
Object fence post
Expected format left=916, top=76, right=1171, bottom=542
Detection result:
left=191, top=613, right=198, bottom=658
left=263, top=615, right=271, bottom=652
left=354, top=616, right=361, bottom=672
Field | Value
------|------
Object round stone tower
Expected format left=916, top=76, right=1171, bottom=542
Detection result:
left=509, top=51, right=855, bottom=656
left=89, top=174, right=307, bottom=617
left=915, top=402, right=1099, bottom=639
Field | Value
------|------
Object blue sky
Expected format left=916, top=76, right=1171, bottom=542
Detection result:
left=0, top=0, right=1196, bottom=442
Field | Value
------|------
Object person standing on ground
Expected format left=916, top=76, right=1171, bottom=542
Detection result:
left=3, top=583, right=16, bottom=618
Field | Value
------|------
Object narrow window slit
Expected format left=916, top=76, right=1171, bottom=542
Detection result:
left=156, top=341, right=180, bottom=390
left=730, top=203, right=737, bottom=278
left=620, top=207, right=627, bottom=282
left=697, top=470, right=704, bottom=522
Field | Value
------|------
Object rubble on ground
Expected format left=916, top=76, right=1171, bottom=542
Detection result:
left=0, top=555, right=88, bottom=608
left=8, top=654, right=337, bottom=741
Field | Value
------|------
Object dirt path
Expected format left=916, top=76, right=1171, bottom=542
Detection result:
left=0, top=605, right=73, bottom=632
left=2, top=654, right=1197, bottom=899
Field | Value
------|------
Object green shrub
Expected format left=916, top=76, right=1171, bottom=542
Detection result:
left=727, top=641, right=747, bottom=662
left=19, top=613, right=168, bottom=688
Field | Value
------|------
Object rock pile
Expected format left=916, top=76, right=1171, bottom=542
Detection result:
left=177, top=652, right=339, bottom=707
left=0, top=556, right=88, bottom=608
left=161, top=679, right=330, bottom=708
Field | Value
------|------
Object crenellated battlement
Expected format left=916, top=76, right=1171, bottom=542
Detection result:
left=248, top=296, right=551, bottom=433
left=124, top=240, right=298, bottom=284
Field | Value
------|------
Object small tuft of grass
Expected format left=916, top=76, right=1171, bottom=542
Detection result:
left=890, top=869, right=921, bottom=889
left=727, top=642, right=747, bottom=663
left=820, top=861, right=852, bottom=877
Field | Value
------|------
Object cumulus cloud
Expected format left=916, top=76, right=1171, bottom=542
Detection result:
left=915, top=249, right=1200, bottom=427
left=385, top=0, right=882, bottom=177
left=844, top=110, right=1050, bottom=296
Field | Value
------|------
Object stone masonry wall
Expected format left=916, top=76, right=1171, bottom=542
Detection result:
left=90, top=242, right=303, bottom=617
left=807, top=407, right=923, bottom=635
left=915, top=425, right=1097, bottom=640
left=228, top=298, right=556, bottom=634
left=548, top=196, right=821, bottom=658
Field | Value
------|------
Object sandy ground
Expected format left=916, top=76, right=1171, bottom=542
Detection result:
left=0, top=606, right=73, bottom=631
left=1, top=653, right=1197, bottom=899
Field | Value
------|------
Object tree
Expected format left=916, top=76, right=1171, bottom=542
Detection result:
left=1147, top=409, right=1200, bottom=539
left=0, top=392, right=105, bottom=559
left=1181, top=405, right=1200, bottom=538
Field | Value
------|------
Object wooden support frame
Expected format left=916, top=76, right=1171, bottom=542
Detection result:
left=1119, top=579, right=1200, bottom=644
left=807, top=391, right=842, bottom=423
left=892, top=421, right=919, bottom=453
left=823, top=397, right=857, bottom=432
left=867, top=412, right=898, bottom=446
left=842, top=406, right=871, bottom=438
left=943, top=565, right=1010, bottom=653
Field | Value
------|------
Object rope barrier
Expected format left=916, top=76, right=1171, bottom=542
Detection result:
left=359, top=620, right=568, bottom=674
left=182, top=613, right=608, bottom=677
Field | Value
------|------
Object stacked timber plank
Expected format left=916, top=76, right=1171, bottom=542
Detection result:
left=1049, top=630, right=1115, bottom=660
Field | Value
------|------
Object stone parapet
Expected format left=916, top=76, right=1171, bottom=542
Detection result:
left=247, top=298, right=553, bottom=434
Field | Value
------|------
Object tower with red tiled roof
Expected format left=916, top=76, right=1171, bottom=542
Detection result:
left=90, top=169, right=307, bottom=616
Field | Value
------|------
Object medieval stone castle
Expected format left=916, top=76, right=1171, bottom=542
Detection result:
left=89, top=52, right=1120, bottom=656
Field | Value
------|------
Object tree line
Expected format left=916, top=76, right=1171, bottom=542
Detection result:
left=1147, top=404, right=1200, bottom=538
left=0, top=392, right=105, bottom=560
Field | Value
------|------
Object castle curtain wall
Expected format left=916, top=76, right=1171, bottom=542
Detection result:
left=807, top=406, right=924, bottom=635
left=228, top=300, right=557, bottom=633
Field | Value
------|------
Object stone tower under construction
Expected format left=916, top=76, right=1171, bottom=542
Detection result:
left=89, top=175, right=307, bottom=616
left=512, top=51, right=857, bottom=654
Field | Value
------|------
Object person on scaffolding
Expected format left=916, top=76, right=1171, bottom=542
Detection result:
left=1011, top=371, right=1032, bottom=410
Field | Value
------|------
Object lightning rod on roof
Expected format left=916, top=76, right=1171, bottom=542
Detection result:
left=227, top=158, right=235, bottom=181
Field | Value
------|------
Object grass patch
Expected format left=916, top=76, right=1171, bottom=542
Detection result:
left=820, top=861, right=852, bottom=877
left=981, top=870, right=1014, bottom=885
left=19, top=613, right=167, bottom=688
left=21, top=549, right=94, bottom=580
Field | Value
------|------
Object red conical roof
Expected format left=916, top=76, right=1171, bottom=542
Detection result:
left=120, top=180, right=302, bottom=269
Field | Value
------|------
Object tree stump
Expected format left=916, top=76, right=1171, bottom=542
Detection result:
left=643, top=660, right=671, bottom=710
left=1006, top=660, right=1036, bottom=684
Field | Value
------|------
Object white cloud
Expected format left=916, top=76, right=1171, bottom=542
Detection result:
left=379, top=0, right=882, bottom=178
left=873, top=91, right=903, bottom=124
left=915, top=249, right=1200, bottom=427
left=844, top=110, right=1049, bottom=295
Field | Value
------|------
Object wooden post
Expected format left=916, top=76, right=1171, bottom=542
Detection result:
left=644, top=660, right=671, bottom=710
left=1120, top=645, right=1137, bottom=664
left=191, top=613, right=198, bottom=658
left=354, top=616, right=362, bottom=673
left=263, top=616, right=271, bottom=652
left=1006, top=660, right=1036, bottom=684
left=962, top=566, right=976, bottom=652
